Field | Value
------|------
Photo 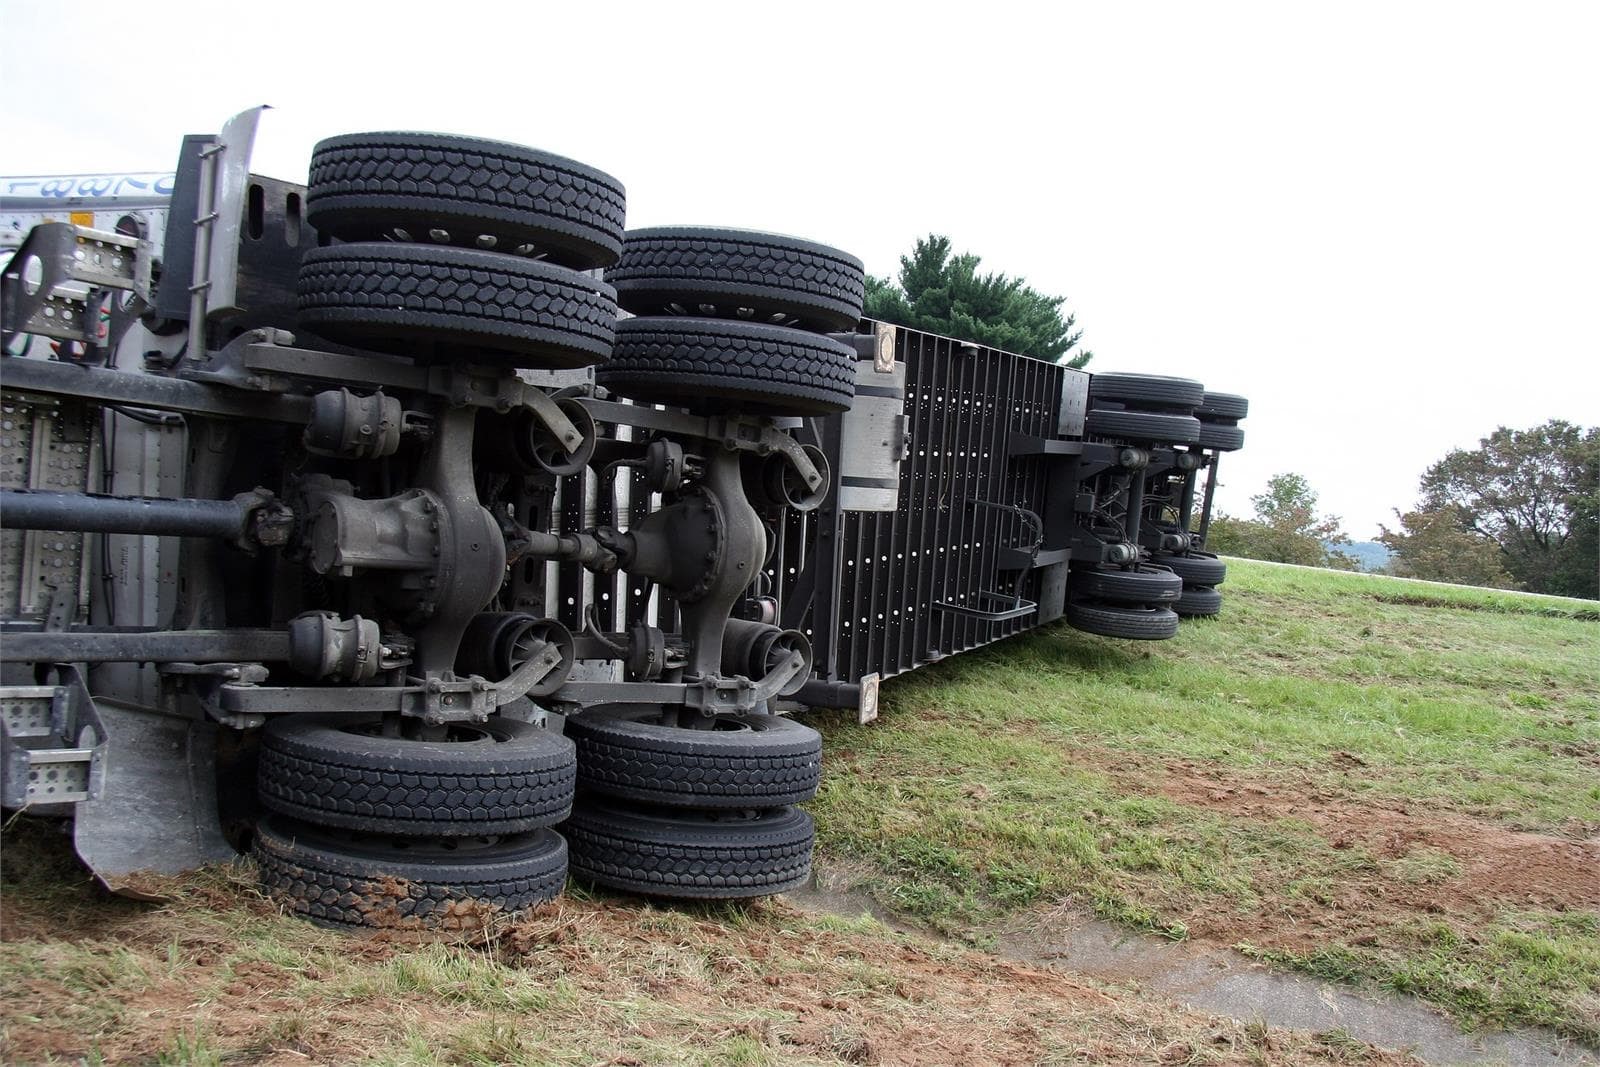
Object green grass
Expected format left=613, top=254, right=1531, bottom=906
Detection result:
left=1250, top=911, right=1600, bottom=1042
left=807, top=558, right=1600, bottom=1039
left=1237, top=561, right=1600, bottom=620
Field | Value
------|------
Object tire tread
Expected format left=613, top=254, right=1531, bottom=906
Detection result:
left=1065, top=601, right=1181, bottom=640
left=253, top=817, right=567, bottom=928
left=307, top=133, right=625, bottom=269
left=567, top=711, right=821, bottom=808
left=609, top=227, right=865, bottom=331
left=258, top=716, right=576, bottom=835
left=564, top=804, right=813, bottom=900
left=599, top=318, right=855, bottom=415
left=297, top=243, right=616, bottom=368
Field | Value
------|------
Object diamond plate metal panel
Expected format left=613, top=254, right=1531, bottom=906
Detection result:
left=0, top=391, right=98, bottom=619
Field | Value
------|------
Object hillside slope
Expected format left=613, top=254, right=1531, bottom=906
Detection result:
left=810, top=558, right=1600, bottom=1040
left=2, top=560, right=1594, bottom=1062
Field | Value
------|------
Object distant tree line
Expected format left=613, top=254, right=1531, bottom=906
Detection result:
left=1208, top=421, right=1597, bottom=601
left=1205, top=474, right=1360, bottom=572
left=862, top=236, right=1594, bottom=598
left=1378, top=420, right=1597, bottom=600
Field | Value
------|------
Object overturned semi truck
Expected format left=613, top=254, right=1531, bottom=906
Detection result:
left=0, top=110, right=1248, bottom=927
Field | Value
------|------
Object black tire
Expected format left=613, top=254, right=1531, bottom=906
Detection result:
left=253, top=816, right=567, bottom=929
left=1161, top=551, right=1227, bottom=586
left=1195, top=392, right=1249, bottom=421
left=608, top=227, right=865, bottom=333
left=1065, top=601, right=1181, bottom=641
left=1084, top=408, right=1201, bottom=444
left=258, top=715, right=576, bottom=836
left=564, top=803, right=813, bottom=900
left=1069, top=564, right=1183, bottom=605
left=1197, top=423, right=1246, bottom=451
left=1088, top=372, right=1204, bottom=411
left=297, top=243, right=616, bottom=368
left=306, top=132, right=626, bottom=270
left=567, top=709, right=822, bottom=808
left=599, top=317, right=856, bottom=416
left=1175, top=585, right=1224, bottom=617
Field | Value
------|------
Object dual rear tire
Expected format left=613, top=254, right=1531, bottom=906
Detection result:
left=1159, top=551, right=1227, bottom=618
left=1195, top=392, right=1248, bottom=453
left=598, top=228, right=865, bottom=417
left=301, top=142, right=865, bottom=412
left=562, top=709, right=822, bottom=899
left=1084, top=373, right=1204, bottom=445
left=297, top=132, right=626, bottom=370
left=254, top=708, right=822, bottom=920
left=1066, top=562, right=1181, bottom=640
left=254, top=714, right=578, bottom=929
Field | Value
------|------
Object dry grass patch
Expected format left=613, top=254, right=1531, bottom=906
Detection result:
left=0, top=819, right=1412, bottom=1066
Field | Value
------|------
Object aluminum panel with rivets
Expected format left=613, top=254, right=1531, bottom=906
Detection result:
left=836, top=358, right=907, bottom=513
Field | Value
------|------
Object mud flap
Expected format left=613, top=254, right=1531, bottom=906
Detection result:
left=73, top=700, right=236, bottom=894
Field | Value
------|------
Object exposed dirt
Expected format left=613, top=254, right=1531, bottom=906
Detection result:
left=1, top=821, right=1417, bottom=1066
left=343, top=872, right=509, bottom=934
left=1513, top=735, right=1600, bottom=771
left=1105, top=752, right=1600, bottom=950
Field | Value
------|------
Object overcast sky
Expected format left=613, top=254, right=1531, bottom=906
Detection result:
left=4, top=0, right=1595, bottom=537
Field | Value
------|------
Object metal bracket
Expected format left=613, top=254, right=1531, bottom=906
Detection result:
left=705, top=414, right=822, bottom=490
left=414, top=674, right=497, bottom=724
left=1057, top=367, right=1090, bottom=438
left=191, top=105, right=267, bottom=330
left=683, top=676, right=763, bottom=715
left=550, top=647, right=806, bottom=716
left=42, top=584, right=74, bottom=632
left=427, top=366, right=582, bottom=454
left=0, top=223, right=150, bottom=352
left=207, top=671, right=500, bottom=726
left=833, top=323, right=897, bottom=374
left=683, top=650, right=806, bottom=715
left=490, top=638, right=566, bottom=707
left=873, top=322, right=897, bottom=373
left=211, top=339, right=585, bottom=455
left=857, top=672, right=880, bottom=724
left=166, top=663, right=272, bottom=729
left=160, top=661, right=270, bottom=682
left=582, top=399, right=821, bottom=490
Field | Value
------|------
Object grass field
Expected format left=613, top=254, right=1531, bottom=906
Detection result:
left=809, top=559, right=1600, bottom=1041
left=1, top=559, right=1594, bottom=1062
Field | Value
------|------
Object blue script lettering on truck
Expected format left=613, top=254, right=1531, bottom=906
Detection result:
left=3, top=173, right=176, bottom=198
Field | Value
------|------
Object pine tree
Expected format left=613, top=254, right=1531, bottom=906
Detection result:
left=864, top=235, right=1092, bottom=367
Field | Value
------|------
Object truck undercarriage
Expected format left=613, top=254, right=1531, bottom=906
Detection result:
left=0, top=109, right=1248, bottom=927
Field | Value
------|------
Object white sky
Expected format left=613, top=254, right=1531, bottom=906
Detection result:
left=3, top=0, right=1596, bottom=538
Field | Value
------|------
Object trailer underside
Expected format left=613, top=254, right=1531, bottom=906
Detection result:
left=0, top=110, right=1248, bottom=922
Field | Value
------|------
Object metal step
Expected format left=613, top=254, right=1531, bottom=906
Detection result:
left=0, top=666, right=106, bottom=809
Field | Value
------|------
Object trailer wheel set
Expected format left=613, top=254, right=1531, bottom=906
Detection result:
left=1068, top=376, right=1248, bottom=635
left=0, top=112, right=1248, bottom=928
left=255, top=134, right=843, bottom=921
